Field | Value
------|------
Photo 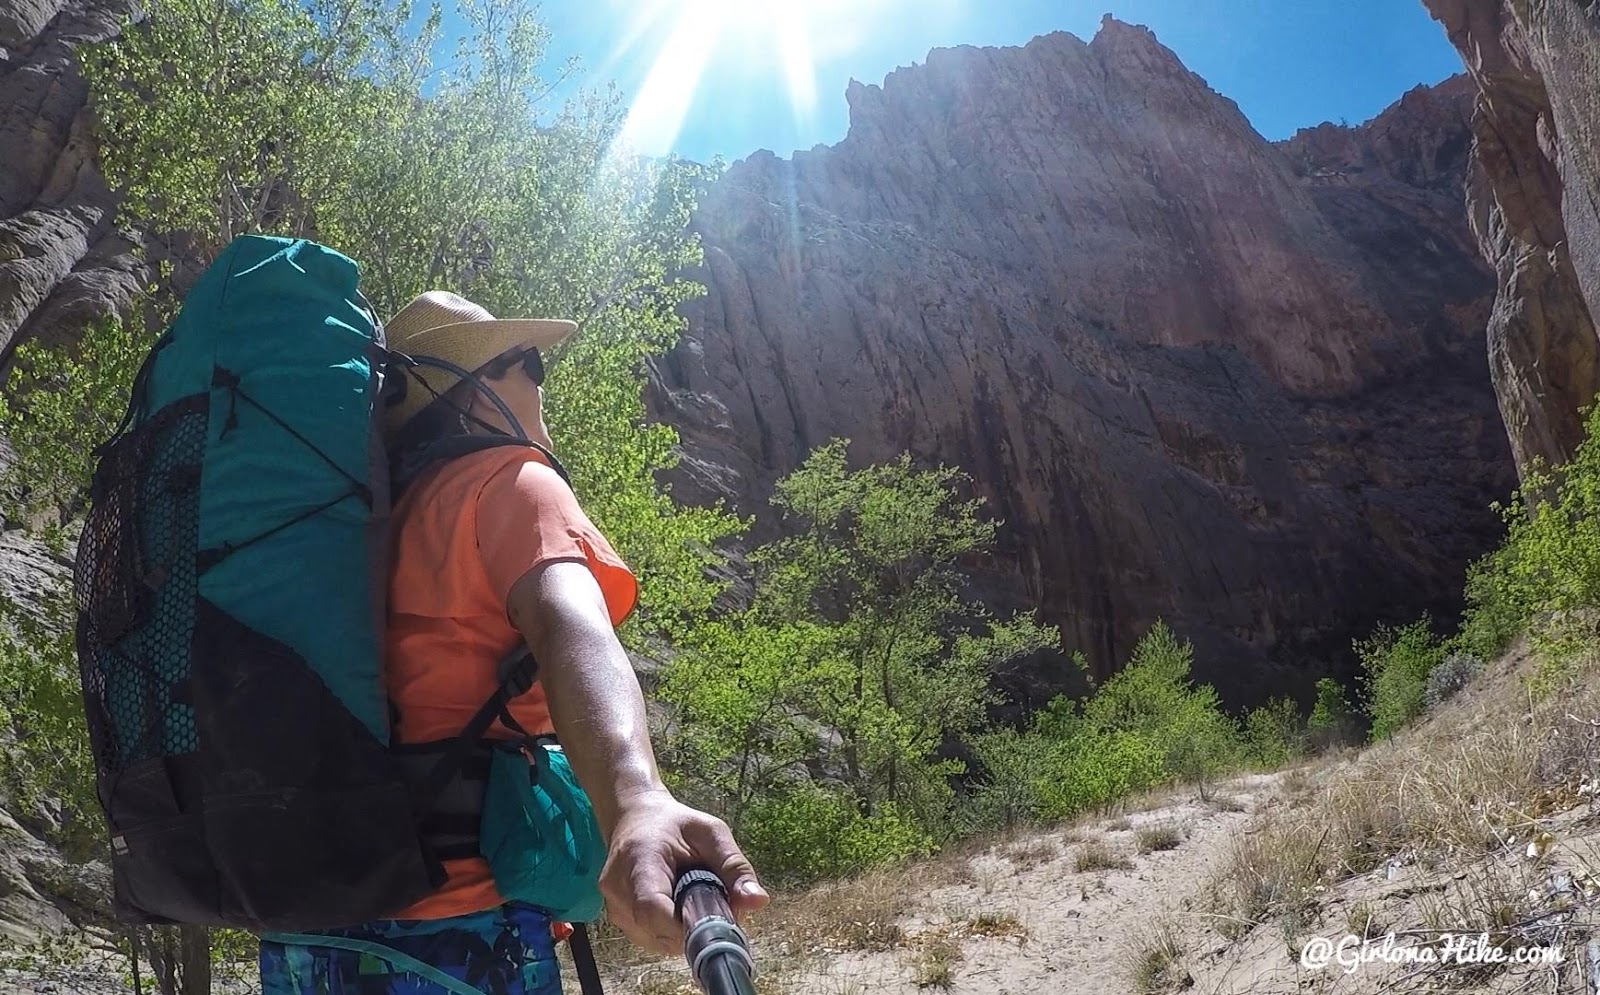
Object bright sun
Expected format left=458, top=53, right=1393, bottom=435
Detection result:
left=607, top=0, right=887, bottom=158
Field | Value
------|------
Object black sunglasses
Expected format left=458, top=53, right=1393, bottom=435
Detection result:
left=482, top=346, right=544, bottom=387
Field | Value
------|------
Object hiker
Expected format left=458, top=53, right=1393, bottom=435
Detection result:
left=254, top=290, right=770, bottom=993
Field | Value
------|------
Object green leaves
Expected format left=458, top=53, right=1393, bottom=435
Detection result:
left=1243, top=697, right=1303, bottom=767
left=968, top=622, right=1251, bottom=828
left=658, top=440, right=1057, bottom=883
left=1453, top=403, right=1600, bottom=671
left=1357, top=618, right=1445, bottom=740
left=0, top=312, right=159, bottom=537
left=0, top=588, right=100, bottom=858
left=79, top=0, right=742, bottom=645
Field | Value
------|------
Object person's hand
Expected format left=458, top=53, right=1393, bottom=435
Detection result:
left=599, top=789, right=770, bottom=955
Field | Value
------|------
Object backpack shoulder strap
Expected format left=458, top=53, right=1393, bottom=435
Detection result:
left=409, top=651, right=539, bottom=817
left=390, top=435, right=572, bottom=498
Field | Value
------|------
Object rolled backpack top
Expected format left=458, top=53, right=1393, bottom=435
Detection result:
left=73, top=235, right=603, bottom=932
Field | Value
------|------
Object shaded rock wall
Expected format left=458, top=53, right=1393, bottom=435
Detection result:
left=0, top=0, right=142, bottom=362
left=653, top=18, right=1515, bottom=703
left=1424, top=0, right=1600, bottom=472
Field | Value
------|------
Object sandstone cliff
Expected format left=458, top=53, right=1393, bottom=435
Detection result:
left=1422, top=0, right=1600, bottom=473
left=652, top=18, right=1516, bottom=702
left=0, top=0, right=142, bottom=362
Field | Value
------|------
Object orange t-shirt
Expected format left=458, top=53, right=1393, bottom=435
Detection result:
left=386, top=446, right=638, bottom=919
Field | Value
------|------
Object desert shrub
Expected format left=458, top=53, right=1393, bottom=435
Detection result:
left=1243, top=697, right=1303, bottom=768
left=1424, top=652, right=1481, bottom=710
left=1306, top=677, right=1359, bottom=749
left=1033, top=727, right=1169, bottom=821
left=659, top=440, right=1057, bottom=877
left=1359, top=618, right=1445, bottom=740
left=1082, top=623, right=1243, bottom=793
left=739, top=785, right=935, bottom=885
left=963, top=727, right=1058, bottom=832
left=968, top=623, right=1244, bottom=825
left=1458, top=404, right=1600, bottom=671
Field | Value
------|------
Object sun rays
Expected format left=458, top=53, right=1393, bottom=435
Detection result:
left=603, top=0, right=895, bottom=159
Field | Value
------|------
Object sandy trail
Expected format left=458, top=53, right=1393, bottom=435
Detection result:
left=600, top=774, right=1282, bottom=995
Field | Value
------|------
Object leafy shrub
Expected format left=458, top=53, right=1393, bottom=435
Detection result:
left=740, top=786, right=935, bottom=885
left=1453, top=546, right=1524, bottom=662
left=1243, top=697, right=1303, bottom=767
left=964, top=722, right=1166, bottom=830
left=967, top=623, right=1246, bottom=826
left=1423, top=653, right=1480, bottom=711
left=0, top=591, right=99, bottom=858
left=1458, top=404, right=1600, bottom=670
left=1083, top=623, right=1242, bottom=791
left=1358, top=619, right=1445, bottom=740
left=963, top=727, right=1058, bottom=832
left=1306, top=678, right=1359, bottom=750
left=1034, top=728, right=1169, bottom=822
left=660, top=440, right=1057, bottom=878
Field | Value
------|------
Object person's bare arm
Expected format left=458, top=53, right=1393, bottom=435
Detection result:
left=507, top=559, right=769, bottom=954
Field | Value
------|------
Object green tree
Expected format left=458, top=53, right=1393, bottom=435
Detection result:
left=1081, top=621, right=1241, bottom=796
left=658, top=440, right=1057, bottom=879
left=0, top=589, right=97, bottom=855
left=1243, top=697, right=1303, bottom=768
left=965, top=624, right=1243, bottom=825
left=656, top=617, right=839, bottom=833
left=1306, top=677, right=1358, bottom=749
left=1451, top=403, right=1600, bottom=674
left=1358, top=618, right=1445, bottom=740
left=0, top=314, right=159, bottom=535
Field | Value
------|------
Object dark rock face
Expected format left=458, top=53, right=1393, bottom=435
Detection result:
left=652, top=18, right=1515, bottom=703
left=0, top=0, right=143, bottom=362
left=1423, top=0, right=1600, bottom=472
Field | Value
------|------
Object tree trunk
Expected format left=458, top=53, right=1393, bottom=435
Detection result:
left=178, top=925, right=210, bottom=995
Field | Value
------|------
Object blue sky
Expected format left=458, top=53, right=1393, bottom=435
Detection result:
left=521, top=0, right=1464, bottom=163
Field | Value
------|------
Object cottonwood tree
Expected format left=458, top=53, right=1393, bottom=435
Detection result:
left=658, top=440, right=1058, bottom=879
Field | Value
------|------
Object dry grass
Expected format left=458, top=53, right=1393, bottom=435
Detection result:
left=1278, top=765, right=1315, bottom=807
left=1003, top=838, right=1058, bottom=870
left=748, top=869, right=913, bottom=956
left=1208, top=794, right=1246, bottom=813
left=632, top=972, right=698, bottom=995
left=906, top=929, right=964, bottom=990
left=1209, top=645, right=1600, bottom=949
left=1343, top=898, right=1384, bottom=940
left=1210, top=815, right=1334, bottom=935
left=1074, top=840, right=1134, bottom=873
left=1121, top=920, right=1187, bottom=994
left=1134, top=823, right=1184, bottom=854
left=1105, top=816, right=1133, bottom=832
left=963, top=911, right=1029, bottom=942
left=586, top=914, right=660, bottom=977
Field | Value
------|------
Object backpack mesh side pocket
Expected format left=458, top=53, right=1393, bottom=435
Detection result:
left=75, top=394, right=209, bottom=782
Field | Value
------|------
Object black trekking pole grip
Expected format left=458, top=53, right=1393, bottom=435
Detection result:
left=673, top=869, right=757, bottom=995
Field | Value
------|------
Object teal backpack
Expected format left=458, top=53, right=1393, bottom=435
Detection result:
left=73, top=235, right=605, bottom=934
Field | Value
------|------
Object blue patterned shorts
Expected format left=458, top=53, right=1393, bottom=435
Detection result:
left=259, top=903, right=563, bottom=995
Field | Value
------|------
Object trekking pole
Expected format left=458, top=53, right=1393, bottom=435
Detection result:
left=673, top=869, right=758, bottom=995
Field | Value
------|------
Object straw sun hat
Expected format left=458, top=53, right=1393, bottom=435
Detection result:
left=383, top=290, right=575, bottom=432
